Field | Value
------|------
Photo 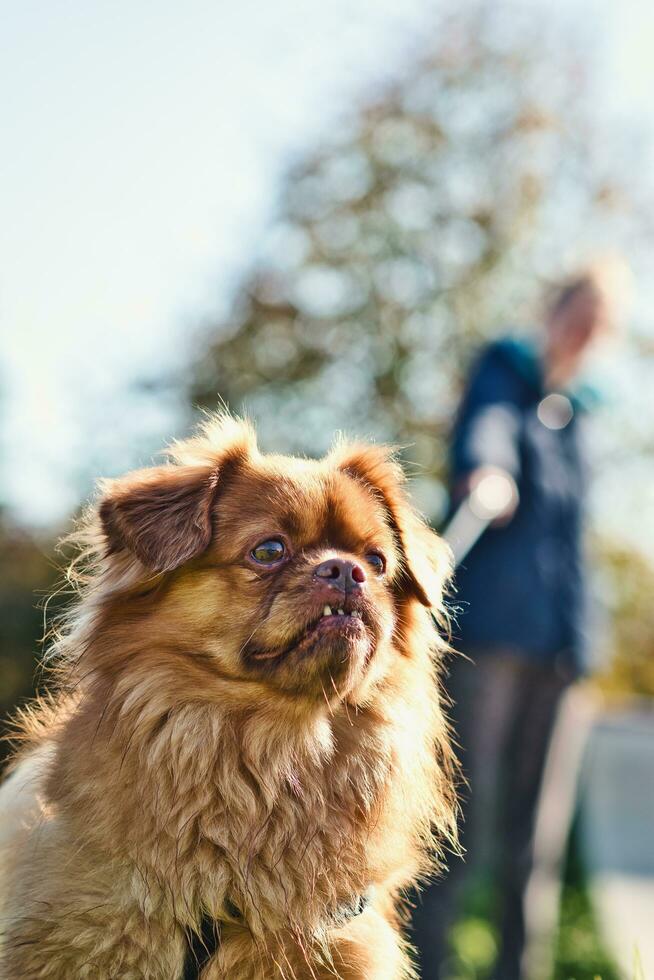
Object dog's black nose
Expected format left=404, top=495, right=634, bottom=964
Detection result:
left=314, top=558, right=366, bottom=591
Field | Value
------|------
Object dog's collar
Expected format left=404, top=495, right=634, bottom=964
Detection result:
left=182, top=889, right=374, bottom=980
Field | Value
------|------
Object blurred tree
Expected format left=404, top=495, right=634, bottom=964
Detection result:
left=594, top=537, right=654, bottom=697
left=188, top=3, right=652, bottom=523
left=184, top=1, right=654, bottom=694
left=0, top=516, right=59, bottom=764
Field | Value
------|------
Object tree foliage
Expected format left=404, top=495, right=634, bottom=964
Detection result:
left=0, top=518, right=58, bottom=763
left=595, top=538, right=654, bottom=697
left=189, top=4, right=645, bottom=521
left=185, top=3, right=654, bottom=690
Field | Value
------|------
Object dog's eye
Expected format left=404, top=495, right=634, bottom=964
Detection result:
left=365, top=552, right=386, bottom=575
left=251, top=539, right=286, bottom=565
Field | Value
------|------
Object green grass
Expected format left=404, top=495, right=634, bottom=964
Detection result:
left=552, top=825, right=619, bottom=980
left=552, top=881, right=619, bottom=980
left=442, top=828, right=619, bottom=980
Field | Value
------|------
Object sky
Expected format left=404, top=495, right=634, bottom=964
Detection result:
left=1, top=0, right=654, bottom=527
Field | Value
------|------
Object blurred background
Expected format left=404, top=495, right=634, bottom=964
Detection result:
left=2, top=1, right=654, bottom=977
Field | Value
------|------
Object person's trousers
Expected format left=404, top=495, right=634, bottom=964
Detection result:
left=411, top=651, right=572, bottom=980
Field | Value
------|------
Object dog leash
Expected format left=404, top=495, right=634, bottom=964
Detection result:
left=440, top=470, right=518, bottom=567
left=181, top=890, right=373, bottom=979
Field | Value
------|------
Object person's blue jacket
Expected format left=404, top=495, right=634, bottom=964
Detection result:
left=449, top=336, right=596, bottom=673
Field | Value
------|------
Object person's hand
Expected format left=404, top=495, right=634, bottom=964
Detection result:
left=464, top=466, right=519, bottom=526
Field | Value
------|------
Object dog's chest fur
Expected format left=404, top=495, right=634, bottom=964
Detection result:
left=67, top=691, right=410, bottom=939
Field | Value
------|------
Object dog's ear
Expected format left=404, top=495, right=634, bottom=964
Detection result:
left=99, top=413, right=257, bottom=573
left=333, top=443, right=452, bottom=609
left=99, top=464, right=220, bottom=573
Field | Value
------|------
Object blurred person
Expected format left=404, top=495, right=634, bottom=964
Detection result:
left=411, top=258, right=630, bottom=980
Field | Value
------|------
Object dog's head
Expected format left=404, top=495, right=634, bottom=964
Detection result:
left=96, top=416, right=451, bottom=704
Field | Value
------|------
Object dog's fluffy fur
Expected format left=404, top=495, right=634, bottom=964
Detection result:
left=0, top=416, right=456, bottom=979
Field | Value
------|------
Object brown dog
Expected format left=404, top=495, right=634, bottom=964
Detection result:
left=0, top=416, right=456, bottom=979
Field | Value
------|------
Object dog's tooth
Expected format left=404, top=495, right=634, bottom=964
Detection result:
left=323, top=605, right=332, bottom=617
left=337, top=608, right=344, bottom=616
